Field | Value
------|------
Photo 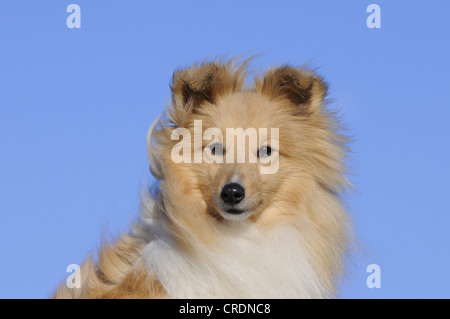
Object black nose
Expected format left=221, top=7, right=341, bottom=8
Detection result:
left=220, top=183, right=245, bottom=205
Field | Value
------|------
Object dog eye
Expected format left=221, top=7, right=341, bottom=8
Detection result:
left=209, top=143, right=223, bottom=155
left=257, top=145, right=272, bottom=158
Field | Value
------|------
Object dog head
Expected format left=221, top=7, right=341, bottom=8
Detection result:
left=148, top=58, right=348, bottom=234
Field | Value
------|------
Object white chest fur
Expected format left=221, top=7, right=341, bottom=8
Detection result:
left=142, top=223, right=326, bottom=298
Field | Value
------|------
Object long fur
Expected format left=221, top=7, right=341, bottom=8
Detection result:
left=53, top=58, right=353, bottom=299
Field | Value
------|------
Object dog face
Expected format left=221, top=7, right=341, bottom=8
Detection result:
left=149, top=59, right=345, bottom=231
left=188, top=91, right=283, bottom=221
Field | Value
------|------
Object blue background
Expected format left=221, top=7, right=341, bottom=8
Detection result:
left=1, top=1, right=449, bottom=299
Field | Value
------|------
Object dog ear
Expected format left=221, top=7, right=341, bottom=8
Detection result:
left=170, top=60, right=247, bottom=110
left=256, top=66, right=328, bottom=115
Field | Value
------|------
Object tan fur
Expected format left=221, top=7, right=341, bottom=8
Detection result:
left=53, top=58, right=353, bottom=298
left=53, top=233, right=164, bottom=298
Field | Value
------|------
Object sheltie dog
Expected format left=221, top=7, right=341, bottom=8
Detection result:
left=54, top=58, right=353, bottom=299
